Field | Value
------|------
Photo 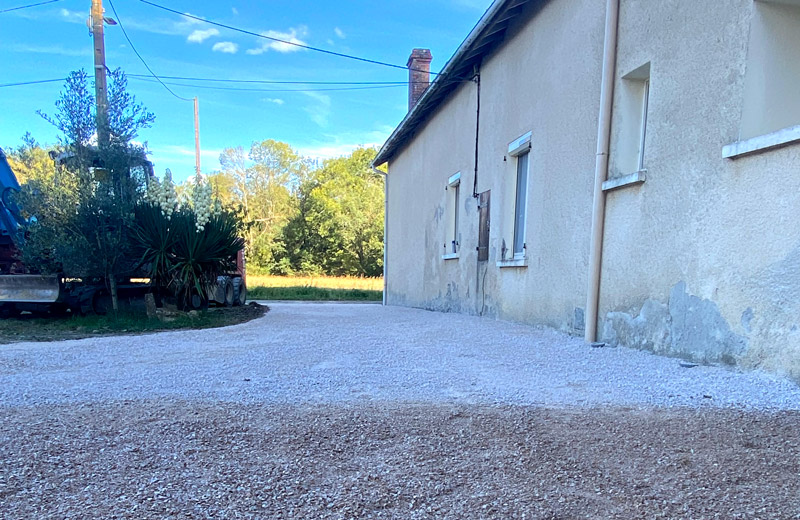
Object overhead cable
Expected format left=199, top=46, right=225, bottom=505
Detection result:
left=0, top=78, right=65, bottom=88
left=0, top=0, right=60, bottom=14
left=129, top=76, right=406, bottom=93
left=138, top=0, right=442, bottom=76
left=107, top=0, right=193, bottom=101
left=127, top=74, right=407, bottom=86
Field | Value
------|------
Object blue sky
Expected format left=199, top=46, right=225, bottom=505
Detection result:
left=1, top=0, right=489, bottom=181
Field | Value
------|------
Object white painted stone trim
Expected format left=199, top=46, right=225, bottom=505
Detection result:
left=442, top=253, right=460, bottom=261
left=508, top=131, right=532, bottom=157
left=602, top=170, right=646, bottom=192
left=496, top=258, right=528, bottom=268
left=723, top=124, right=800, bottom=159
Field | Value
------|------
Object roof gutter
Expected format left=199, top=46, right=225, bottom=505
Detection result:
left=372, top=0, right=516, bottom=167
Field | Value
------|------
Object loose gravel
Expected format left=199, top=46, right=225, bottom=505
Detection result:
left=2, top=303, right=800, bottom=519
left=0, top=303, right=798, bottom=408
left=2, top=401, right=799, bottom=519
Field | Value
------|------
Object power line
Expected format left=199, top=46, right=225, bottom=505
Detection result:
left=129, top=76, right=406, bottom=92
left=0, top=0, right=60, bottom=14
left=127, top=74, right=407, bottom=86
left=0, top=78, right=65, bottom=88
left=107, top=0, right=193, bottom=101
left=138, top=0, right=442, bottom=76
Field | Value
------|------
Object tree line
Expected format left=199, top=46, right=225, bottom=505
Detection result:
left=6, top=73, right=385, bottom=279
left=207, top=142, right=385, bottom=277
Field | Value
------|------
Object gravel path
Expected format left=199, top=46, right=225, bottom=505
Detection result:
left=0, top=303, right=798, bottom=408
left=3, top=401, right=799, bottom=519
left=2, top=303, right=800, bottom=519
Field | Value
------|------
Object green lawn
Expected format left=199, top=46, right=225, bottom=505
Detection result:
left=247, top=285, right=382, bottom=301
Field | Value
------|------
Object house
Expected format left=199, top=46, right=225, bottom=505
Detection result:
left=373, top=0, right=800, bottom=380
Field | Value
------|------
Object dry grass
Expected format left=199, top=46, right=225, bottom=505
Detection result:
left=247, top=275, right=383, bottom=291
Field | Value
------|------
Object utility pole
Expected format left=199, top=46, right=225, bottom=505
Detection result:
left=194, top=97, right=201, bottom=177
left=91, top=0, right=109, bottom=146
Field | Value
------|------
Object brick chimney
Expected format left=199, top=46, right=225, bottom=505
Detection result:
left=407, top=48, right=433, bottom=111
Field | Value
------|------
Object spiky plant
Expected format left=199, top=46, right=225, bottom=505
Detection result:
left=170, top=209, right=243, bottom=307
left=132, top=203, right=176, bottom=290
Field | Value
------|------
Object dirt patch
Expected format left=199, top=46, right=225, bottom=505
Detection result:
left=0, top=303, right=267, bottom=344
left=1, top=401, right=798, bottom=519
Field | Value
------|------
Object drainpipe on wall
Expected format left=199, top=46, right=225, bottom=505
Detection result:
left=371, top=166, right=388, bottom=306
left=585, top=0, right=620, bottom=343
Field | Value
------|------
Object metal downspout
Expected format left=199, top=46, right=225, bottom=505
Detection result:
left=371, top=167, right=388, bottom=306
left=585, top=0, right=620, bottom=343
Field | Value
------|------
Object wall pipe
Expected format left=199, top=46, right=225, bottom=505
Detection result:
left=472, top=68, right=481, bottom=199
left=371, top=166, right=388, bottom=306
left=585, top=0, right=620, bottom=343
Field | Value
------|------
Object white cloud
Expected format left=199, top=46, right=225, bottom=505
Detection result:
left=303, top=91, right=331, bottom=106
left=298, top=143, right=381, bottom=160
left=59, top=8, right=85, bottom=22
left=187, top=28, right=220, bottom=43
left=149, top=145, right=225, bottom=181
left=302, top=91, right=332, bottom=128
left=111, top=12, right=201, bottom=36
left=9, top=43, right=89, bottom=57
left=299, top=126, right=392, bottom=160
left=232, top=7, right=239, bottom=15
left=334, top=27, right=346, bottom=39
left=212, top=41, right=238, bottom=54
left=263, top=98, right=285, bottom=105
left=450, top=0, right=491, bottom=10
left=246, top=26, right=308, bottom=54
left=152, top=145, right=222, bottom=160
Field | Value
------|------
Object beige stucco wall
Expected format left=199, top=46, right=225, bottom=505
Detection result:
left=386, top=0, right=605, bottom=332
left=600, top=0, right=800, bottom=379
left=385, top=0, right=800, bottom=380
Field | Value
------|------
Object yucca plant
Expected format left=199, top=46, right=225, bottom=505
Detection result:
left=132, top=203, right=176, bottom=289
left=170, top=209, right=244, bottom=308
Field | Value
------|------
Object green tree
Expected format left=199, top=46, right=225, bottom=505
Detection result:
left=276, top=147, right=384, bottom=276
left=214, top=140, right=309, bottom=273
left=21, top=69, right=155, bottom=311
left=5, top=133, right=55, bottom=185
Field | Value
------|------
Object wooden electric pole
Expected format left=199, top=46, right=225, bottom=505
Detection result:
left=194, top=97, right=201, bottom=176
left=91, top=0, right=109, bottom=146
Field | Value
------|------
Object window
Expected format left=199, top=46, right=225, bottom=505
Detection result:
left=499, top=131, right=531, bottom=266
left=512, top=151, right=529, bottom=258
left=443, top=172, right=460, bottom=259
left=614, top=62, right=650, bottom=175
left=739, top=0, right=800, bottom=140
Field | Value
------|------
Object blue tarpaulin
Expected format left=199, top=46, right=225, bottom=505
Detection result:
left=0, top=148, right=22, bottom=238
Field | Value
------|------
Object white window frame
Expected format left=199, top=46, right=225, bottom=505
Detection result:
left=637, top=78, right=650, bottom=172
left=498, top=131, right=531, bottom=267
left=512, top=151, right=529, bottom=259
left=724, top=0, right=800, bottom=159
left=442, top=172, right=461, bottom=260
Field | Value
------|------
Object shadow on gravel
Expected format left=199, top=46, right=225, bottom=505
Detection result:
left=1, top=401, right=798, bottom=518
left=0, top=302, right=268, bottom=344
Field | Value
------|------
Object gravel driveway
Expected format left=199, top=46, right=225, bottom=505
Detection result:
left=2, top=303, right=800, bottom=518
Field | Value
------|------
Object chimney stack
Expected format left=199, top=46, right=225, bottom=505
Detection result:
left=407, top=48, right=433, bottom=111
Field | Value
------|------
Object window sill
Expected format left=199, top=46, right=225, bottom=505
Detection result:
left=723, top=124, right=800, bottom=159
left=442, top=253, right=460, bottom=261
left=602, top=170, right=646, bottom=192
left=496, top=258, right=527, bottom=268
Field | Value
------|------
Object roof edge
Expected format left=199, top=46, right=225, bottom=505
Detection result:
left=372, top=0, right=520, bottom=167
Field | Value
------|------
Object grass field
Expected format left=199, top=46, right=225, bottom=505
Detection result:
left=247, top=275, right=383, bottom=301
